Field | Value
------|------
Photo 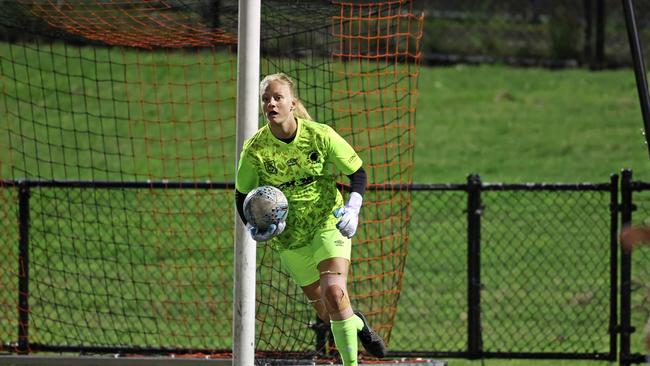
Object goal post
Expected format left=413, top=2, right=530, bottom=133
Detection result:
left=233, top=1, right=260, bottom=366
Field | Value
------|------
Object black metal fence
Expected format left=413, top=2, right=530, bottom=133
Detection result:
left=621, top=170, right=650, bottom=365
left=392, top=174, right=619, bottom=361
left=2, top=171, right=650, bottom=365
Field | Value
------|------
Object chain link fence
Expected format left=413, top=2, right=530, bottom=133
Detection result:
left=4, top=172, right=650, bottom=365
left=391, top=176, right=618, bottom=360
left=622, top=172, right=650, bottom=365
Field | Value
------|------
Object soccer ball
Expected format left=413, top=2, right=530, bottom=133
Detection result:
left=243, top=185, right=289, bottom=230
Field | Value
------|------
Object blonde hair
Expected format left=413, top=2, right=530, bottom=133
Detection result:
left=259, top=73, right=312, bottom=121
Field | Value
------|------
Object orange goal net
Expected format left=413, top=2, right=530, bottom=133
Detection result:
left=0, top=0, right=423, bottom=362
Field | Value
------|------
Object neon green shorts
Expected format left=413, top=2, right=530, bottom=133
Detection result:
left=277, top=225, right=351, bottom=287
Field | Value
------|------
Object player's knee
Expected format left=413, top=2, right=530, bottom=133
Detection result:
left=323, top=284, right=350, bottom=313
left=309, top=299, right=330, bottom=323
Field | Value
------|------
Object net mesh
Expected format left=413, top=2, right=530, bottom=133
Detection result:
left=0, top=0, right=423, bottom=361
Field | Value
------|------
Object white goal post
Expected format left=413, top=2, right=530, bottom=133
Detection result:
left=233, top=1, right=260, bottom=366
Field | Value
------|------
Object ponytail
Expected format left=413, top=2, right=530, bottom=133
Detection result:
left=292, top=100, right=311, bottom=121
left=260, top=73, right=313, bottom=121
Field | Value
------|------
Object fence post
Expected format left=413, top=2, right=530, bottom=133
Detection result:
left=619, top=169, right=634, bottom=366
left=609, top=174, right=619, bottom=360
left=17, top=181, right=30, bottom=354
left=467, top=174, right=482, bottom=358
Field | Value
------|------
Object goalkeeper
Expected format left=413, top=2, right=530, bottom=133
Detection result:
left=235, top=73, right=386, bottom=365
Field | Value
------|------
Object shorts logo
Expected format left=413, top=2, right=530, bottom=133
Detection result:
left=264, top=160, right=277, bottom=174
left=334, top=239, right=344, bottom=247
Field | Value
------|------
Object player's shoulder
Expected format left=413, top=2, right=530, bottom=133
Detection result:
left=299, top=118, right=336, bottom=136
left=243, top=125, right=271, bottom=149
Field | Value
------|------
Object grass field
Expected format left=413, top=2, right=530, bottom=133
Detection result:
left=409, top=64, right=648, bottom=366
left=414, top=64, right=650, bottom=184
left=2, top=41, right=650, bottom=366
left=3, top=43, right=648, bottom=183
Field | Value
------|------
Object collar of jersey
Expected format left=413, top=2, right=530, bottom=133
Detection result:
left=268, top=117, right=302, bottom=145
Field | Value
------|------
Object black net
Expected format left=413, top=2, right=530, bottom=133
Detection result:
left=0, top=1, right=423, bottom=363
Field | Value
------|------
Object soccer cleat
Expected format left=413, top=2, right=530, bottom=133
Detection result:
left=354, top=311, right=387, bottom=358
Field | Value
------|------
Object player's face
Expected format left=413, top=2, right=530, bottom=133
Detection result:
left=261, top=81, right=296, bottom=127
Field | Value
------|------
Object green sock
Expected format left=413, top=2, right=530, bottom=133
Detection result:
left=330, top=315, right=364, bottom=366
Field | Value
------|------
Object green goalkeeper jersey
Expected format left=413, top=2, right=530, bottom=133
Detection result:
left=236, top=118, right=362, bottom=250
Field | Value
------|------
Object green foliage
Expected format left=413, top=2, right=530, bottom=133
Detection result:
left=420, top=11, right=580, bottom=61
left=548, top=6, right=582, bottom=60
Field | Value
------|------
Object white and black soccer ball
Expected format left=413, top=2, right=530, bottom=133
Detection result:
left=243, top=185, right=289, bottom=230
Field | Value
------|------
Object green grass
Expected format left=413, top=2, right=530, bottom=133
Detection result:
left=2, top=42, right=650, bottom=365
left=403, top=64, right=649, bottom=366
left=406, top=65, right=649, bottom=366
left=0, top=42, right=239, bottom=181
left=414, top=64, right=650, bottom=184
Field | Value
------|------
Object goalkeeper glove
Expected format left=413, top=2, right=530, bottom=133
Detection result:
left=246, top=221, right=285, bottom=242
left=333, top=192, right=363, bottom=238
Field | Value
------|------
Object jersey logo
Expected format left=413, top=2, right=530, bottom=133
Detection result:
left=278, top=176, right=316, bottom=190
left=264, top=160, right=278, bottom=174
left=308, top=150, right=319, bottom=164
left=287, top=157, right=298, bottom=167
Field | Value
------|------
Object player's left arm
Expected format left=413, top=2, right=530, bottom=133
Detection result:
left=326, top=127, right=366, bottom=238
left=333, top=166, right=367, bottom=238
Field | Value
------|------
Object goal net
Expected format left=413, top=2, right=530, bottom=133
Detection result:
left=0, top=0, right=423, bottom=361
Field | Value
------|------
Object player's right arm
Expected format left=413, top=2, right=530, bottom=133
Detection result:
left=235, top=147, right=258, bottom=225
left=235, top=190, right=248, bottom=225
left=235, top=147, right=284, bottom=241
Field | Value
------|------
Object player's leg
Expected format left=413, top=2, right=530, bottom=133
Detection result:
left=301, top=280, right=329, bottom=323
left=278, top=245, right=328, bottom=321
left=318, top=257, right=361, bottom=365
left=318, top=257, right=386, bottom=362
left=313, top=226, right=386, bottom=364
left=313, top=227, right=359, bottom=365
left=301, top=279, right=335, bottom=355
left=318, top=258, right=352, bottom=320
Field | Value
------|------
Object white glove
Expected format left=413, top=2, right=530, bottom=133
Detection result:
left=333, top=192, right=363, bottom=238
left=247, top=221, right=285, bottom=242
